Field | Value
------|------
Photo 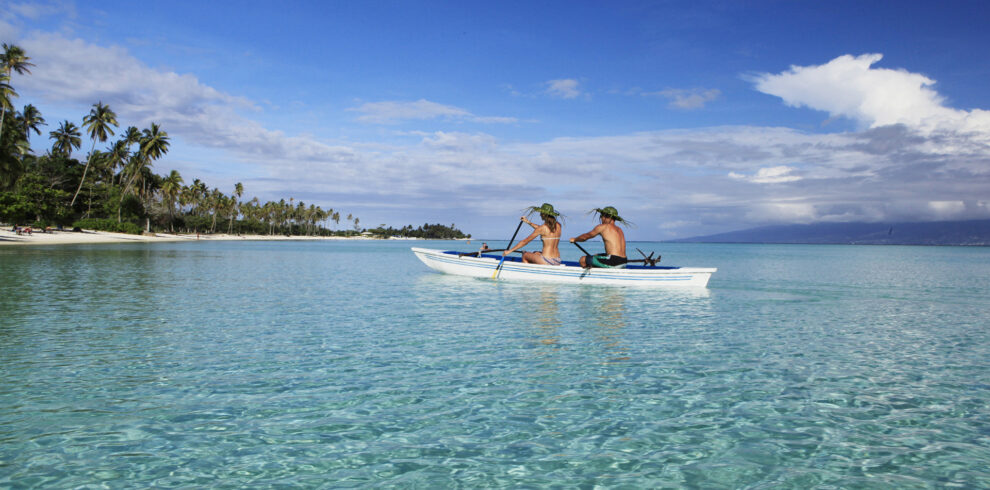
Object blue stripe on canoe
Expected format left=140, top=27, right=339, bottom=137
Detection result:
left=441, top=250, right=679, bottom=270
left=426, top=252, right=694, bottom=282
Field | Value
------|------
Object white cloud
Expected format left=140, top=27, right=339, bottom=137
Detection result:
left=746, top=202, right=817, bottom=223
left=348, top=99, right=516, bottom=124
left=23, top=32, right=253, bottom=116
left=752, top=53, right=990, bottom=137
left=13, top=31, right=990, bottom=238
left=0, top=19, right=17, bottom=40
left=729, top=165, right=801, bottom=184
left=5, top=0, right=73, bottom=20
left=20, top=31, right=357, bottom=176
left=545, top=79, right=582, bottom=99
left=927, top=200, right=965, bottom=217
left=652, top=88, right=721, bottom=109
left=419, top=131, right=498, bottom=152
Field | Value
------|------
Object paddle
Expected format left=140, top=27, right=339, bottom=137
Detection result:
left=570, top=240, right=595, bottom=268
left=458, top=248, right=522, bottom=257
left=460, top=249, right=525, bottom=256
left=492, top=220, right=525, bottom=279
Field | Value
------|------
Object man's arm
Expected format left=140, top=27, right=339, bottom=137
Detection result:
left=570, top=225, right=603, bottom=243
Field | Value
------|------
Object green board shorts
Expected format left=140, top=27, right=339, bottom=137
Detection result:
left=585, top=254, right=628, bottom=268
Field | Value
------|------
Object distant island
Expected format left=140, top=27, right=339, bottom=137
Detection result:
left=671, top=219, right=990, bottom=246
left=365, top=223, right=469, bottom=239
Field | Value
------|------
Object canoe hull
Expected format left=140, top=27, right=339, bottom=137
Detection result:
left=411, top=247, right=715, bottom=287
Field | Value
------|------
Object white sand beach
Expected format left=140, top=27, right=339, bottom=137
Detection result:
left=0, top=228, right=373, bottom=246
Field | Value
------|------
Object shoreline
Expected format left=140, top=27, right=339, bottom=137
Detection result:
left=0, top=229, right=389, bottom=246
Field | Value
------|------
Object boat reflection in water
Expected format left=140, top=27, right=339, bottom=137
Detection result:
left=577, top=287, right=630, bottom=364
left=410, top=272, right=714, bottom=370
left=534, top=287, right=562, bottom=347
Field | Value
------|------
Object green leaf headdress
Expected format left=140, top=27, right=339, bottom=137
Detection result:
left=524, top=202, right=563, bottom=222
left=590, top=206, right=633, bottom=227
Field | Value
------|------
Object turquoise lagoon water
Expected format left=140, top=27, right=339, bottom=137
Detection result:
left=1, top=240, right=989, bottom=487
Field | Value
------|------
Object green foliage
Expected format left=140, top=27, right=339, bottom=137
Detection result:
left=0, top=109, right=26, bottom=189
left=0, top=190, right=32, bottom=223
left=366, top=223, right=470, bottom=239
left=180, top=214, right=211, bottom=233
left=27, top=154, right=83, bottom=193
left=0, top=173, right=71, bottom=224
left=118, top=193, right=145, bottom=221
left=0, top=44, right=363, bottom=236
left=72, top=217, right=143, bottom=235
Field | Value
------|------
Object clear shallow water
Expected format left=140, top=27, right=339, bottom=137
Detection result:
left=1, top=240, right=989, bottom=487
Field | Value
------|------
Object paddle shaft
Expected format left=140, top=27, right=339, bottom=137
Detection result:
left=492, top=220, right=525, bottom=279
left=573, top=241, right=657, bottom=266
left=458, top=248, right=522, bottom=256
left=572, top=240, right=592, bottom=256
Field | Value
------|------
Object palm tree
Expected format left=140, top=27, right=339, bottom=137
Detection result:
left=0, top=44, right=33, bottom=144
left=227, top=182, right=243, bottom=234
left=49, top=121, right=82, bottom=157
left=72, top=102, right=118, bottom=206
left=0, top=73, right=17, bottom=130
left=115, top=126, right=140, bottom=185
left=120, top=123, right=169, bottom=221
left=206, top=189, right=218, bottom=232
left=161, top=170, right=183, bottom=232
left=123, top=126, right=141, bottom=148
left=18, top=104, right=45, bottom=146
left=140, top=123, right=169, bottom=162
left=105, top=139, right=129, bottom=186
left=179, top=181, right=204, bottom=232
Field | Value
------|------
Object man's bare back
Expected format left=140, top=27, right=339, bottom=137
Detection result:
left=570, top=212, right=628, bottom=268
left=575, top=221, right=626, bottom=257
left=597, top=221, right=626, bottom=257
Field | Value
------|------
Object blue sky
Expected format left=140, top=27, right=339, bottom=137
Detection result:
left=3, top=0, right=989, bottom=239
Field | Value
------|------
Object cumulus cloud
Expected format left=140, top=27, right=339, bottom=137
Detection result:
left=13, top=31, right=990, bottom=238
left=3, top=0, right=74, bottom=21
left=728, top=165, right=801, bottom=184
left=28, top=36, right=357, bottom=164
left=24, top=33, right=251, bottom=123
left=545, top=79, right=582, bottom=99
left=0, top=19, right=17, bottom=40
left=348, top=99, right=516, bottom=124
left=752, top=53, right=990, bottom=137
left=651, top=88, right=721, bottom=109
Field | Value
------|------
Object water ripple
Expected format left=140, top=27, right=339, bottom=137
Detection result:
left=1, top=241, right=989, bottom=487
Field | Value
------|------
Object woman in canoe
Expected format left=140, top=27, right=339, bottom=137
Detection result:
left=503, top=203, right=564, bottom=265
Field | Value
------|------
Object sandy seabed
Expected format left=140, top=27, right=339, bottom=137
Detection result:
left=0, top=228, right=378, bottom=246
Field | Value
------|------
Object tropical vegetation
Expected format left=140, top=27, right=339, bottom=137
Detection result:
left=365, top=223, right=470, bottom=239
left=0, top=43, right=367, bottom=237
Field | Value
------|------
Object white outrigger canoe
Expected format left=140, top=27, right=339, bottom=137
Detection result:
left=411, top=247, right=716, bottom=287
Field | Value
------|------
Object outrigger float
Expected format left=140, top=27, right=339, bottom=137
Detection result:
left=411, top=247, right=716, bottom=287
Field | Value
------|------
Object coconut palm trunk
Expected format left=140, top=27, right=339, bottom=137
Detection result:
left=72, top=102, right=117, bottom=207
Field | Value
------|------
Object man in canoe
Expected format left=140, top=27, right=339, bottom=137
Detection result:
left=570, top=206, right=629, bottom=268
left=503, top=203, right=564, bottom=265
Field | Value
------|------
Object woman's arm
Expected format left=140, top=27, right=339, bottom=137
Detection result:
left=505, top=230, right=540, bottom=255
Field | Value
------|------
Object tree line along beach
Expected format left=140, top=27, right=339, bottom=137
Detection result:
left=0, top=43, right=471, bottom=244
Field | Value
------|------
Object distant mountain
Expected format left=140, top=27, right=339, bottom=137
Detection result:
left=672, top=219, right=990, bottom=246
